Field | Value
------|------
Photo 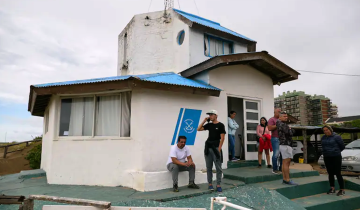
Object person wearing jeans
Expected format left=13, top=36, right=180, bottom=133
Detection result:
left=268, top=108, right=282, bottom=174
left=228, top=111, right=239, bottom=161
left=198, top=110, right=226, bottom=193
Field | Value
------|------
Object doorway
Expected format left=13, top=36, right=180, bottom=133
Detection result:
left=228, top=97, right=261, bottom=161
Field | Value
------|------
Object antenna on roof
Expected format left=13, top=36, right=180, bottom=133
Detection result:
left=164, top=0, right=174, bottom=16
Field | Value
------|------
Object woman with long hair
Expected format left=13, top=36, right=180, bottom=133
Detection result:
left=321, top=125, right=345, bottom=196
left=256, top=117, right=272, bottom=168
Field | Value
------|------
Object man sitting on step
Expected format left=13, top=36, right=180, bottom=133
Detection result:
left=166, top=136, right=200, bottom=192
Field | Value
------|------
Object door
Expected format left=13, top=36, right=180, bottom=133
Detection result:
left=243, top=99, right=261, bottom=160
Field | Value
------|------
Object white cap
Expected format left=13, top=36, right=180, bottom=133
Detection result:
left=206, top=110, right=218, bottom=115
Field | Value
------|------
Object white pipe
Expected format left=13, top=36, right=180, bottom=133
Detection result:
left=212, top=197, right=252, bottom=210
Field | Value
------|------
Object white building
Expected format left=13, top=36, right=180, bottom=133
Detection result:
left=28, top=8, right=300, bottom=192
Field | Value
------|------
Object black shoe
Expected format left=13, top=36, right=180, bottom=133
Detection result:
left=257, top=164, right=262, bottom=168
left=327, top=188, right=335, bottom=194
left=173, top=184, right=179, bottom=192
left=188, top=182, right=200, bottom=189
left=337, top=190, right=345, bottom=196
left=267, top=165, right=272, bottom=168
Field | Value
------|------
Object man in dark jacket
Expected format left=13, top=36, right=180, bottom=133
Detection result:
left=276, top=112, right=297, bottom=185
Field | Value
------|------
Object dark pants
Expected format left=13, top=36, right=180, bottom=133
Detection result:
left=205, top=147, right=222, bottom=185
left=167, top=163, right=195, bottom=185
left=324, top=156, right=344, bottom=189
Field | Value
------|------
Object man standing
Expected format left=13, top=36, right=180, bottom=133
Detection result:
left=228, top=111, right=239, bottom=162
left=268, top=108, right=282, bottom=174
left=197, top=110, right=226, bottom=192
left=277, top=112, right=297, bottom=185
left=167, top=136, right=200, bottom=192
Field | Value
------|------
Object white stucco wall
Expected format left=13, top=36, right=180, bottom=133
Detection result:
left=209, top=64, right=275, bottom=161
left=117, top=10, right=190, bottom=76
left=41, top=96, right=56, bottom=173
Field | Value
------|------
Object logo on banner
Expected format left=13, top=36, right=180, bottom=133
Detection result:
left=171, top=108, right=202, bottom=145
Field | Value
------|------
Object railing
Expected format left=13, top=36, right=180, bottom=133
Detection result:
left=210, top=197, right=252, bottom=210
left=0, top=139, right=41, bottom=158
left=19, top=195, right=111, bottom=210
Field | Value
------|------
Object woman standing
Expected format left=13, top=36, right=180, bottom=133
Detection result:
left=256, top=117, right=272, bottom=168
left=228, top=111, right=239, bottom=162
left=321, top=125, right=345, bottom=196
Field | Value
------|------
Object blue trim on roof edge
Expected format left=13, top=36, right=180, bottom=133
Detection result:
left=173, top=8, right=220, bottom=25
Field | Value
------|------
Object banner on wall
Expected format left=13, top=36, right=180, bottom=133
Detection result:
left=171, top=108, right=202, bottom=145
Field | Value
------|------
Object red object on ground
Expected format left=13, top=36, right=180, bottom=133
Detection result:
left=259, top=134, right=273, bottom=152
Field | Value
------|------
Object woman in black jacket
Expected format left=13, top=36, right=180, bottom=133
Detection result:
left=321, top=125, right=345, bottom=196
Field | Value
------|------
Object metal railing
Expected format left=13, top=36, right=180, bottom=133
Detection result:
left=210, top=197, right=252, bottom=210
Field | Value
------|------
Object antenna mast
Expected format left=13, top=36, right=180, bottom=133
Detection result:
left=164, top=0, right=174, bottom=15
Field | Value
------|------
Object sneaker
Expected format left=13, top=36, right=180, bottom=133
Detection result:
left=231, top=158, right=239, bottom=162
left=173, top=184, right=179, bottom=192
left=208, top=185, right=214, bottom=191
left=216, top=186, right=222, bottom=192
left=272, top=170, right=282, bottom=175
left=327, top=188, right=335, bottom=194
left=283, top=180, right=298, bottom=186
left=267, top=165, right=272, bottom=169
left=337, top=190, right=345, bottom=196
left=188, top=182, right=200, bottom=189
left=257, top=164, right=262, bottom=168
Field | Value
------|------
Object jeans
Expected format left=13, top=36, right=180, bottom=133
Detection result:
left=228, top=134, right=235, bottom=160
left=205, top=147, right=222, bottom=185
left=167, top=162, right=195, bottom=185
left=271, top=137, right=282, bottom=171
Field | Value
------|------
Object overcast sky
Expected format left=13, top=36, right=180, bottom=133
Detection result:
left=1, top=0, right=360, bottom=142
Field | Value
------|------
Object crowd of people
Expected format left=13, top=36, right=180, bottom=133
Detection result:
left=165, top=108, right=346, bottom=196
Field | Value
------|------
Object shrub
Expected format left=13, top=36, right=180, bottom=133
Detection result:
left=25, top=144, right=42, bottom=169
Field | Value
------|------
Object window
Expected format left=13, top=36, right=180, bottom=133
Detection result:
left=204, top=34, right=233, bottom=57
left=59, top=92, right=131, bottom=137
left=45, top=110, right=49, bottom=133
left=246, top=101, right=258, bottom=110
left=177, top=30, right=185, bottom=45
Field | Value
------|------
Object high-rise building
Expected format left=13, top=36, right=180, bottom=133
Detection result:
left=274, top=91, right=338, bottom=125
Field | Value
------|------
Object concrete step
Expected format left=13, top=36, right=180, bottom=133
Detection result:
left=223, top=166, right=319, bottom=184
left=292, top=190, right=360, bottom=210
left=251, top=175, right=336, bottom=199
left=227, top=160, right=264, bottom=168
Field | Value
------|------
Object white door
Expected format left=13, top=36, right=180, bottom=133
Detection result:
left=243, top=99, right=261, bottom=160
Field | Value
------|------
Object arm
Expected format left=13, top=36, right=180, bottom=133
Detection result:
left=335, top=135, right=345, bottom=151
left=187, top=155, right=195, bottom=166
left=219, top=133, right=225, bottom=152
left=256, top=125, right=262, bottom=137
left=276, top=121, right=284, bottom=138
left=197, top=117, right=208, bottom=131
left=171, top=157, right=187, bottom=167
left=289, top=127, right=295, bottom=137
left=228, top=118, right=238, bottom=130
left=268, top=118, right=277, bottom=131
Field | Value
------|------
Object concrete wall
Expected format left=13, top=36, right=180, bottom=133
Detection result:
left=209, top=65, right=275, bottom=160
left=117, top=10, right=190, bottom=76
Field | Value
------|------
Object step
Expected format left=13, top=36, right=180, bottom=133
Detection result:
left=227, top=160, right=265, bottom=168
left=292, top=190, right=360, bottom=210
left=223, top=166, right=319, bottom=184
left=251, top=175, right=337, bottom=199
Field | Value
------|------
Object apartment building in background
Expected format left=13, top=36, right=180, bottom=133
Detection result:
left=274, top=90, right=338, bottom=126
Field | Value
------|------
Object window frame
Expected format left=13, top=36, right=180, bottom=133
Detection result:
left=204, top=34, right=234, bottom=57
left=56, top=91, right=131, bottom=141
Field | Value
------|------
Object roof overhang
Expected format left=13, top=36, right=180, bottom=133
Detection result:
left=28, top=78, right=221, bottom=117
left=180, top=51, right=300, bottom=85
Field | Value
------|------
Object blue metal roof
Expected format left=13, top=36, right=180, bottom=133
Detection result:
left=33, top=72, right=221, bottom=91
left=173, top=8, right=255, bottom=42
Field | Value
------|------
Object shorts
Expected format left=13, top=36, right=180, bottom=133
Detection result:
left=258, top=137, right=273, bottom=152
left=279, top=145, right=293, bottom=159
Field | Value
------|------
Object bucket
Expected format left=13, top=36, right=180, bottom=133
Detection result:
left=299, top=156, right=304, bottom=164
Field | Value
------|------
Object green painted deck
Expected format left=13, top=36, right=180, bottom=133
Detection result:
left=223, top=166, right=319, bottom=184
left=292, top=190, right=360, bottom=210
left=1, top=165, right=360, bottom=210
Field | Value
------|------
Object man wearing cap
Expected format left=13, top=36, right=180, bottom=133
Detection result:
left=197, top=110, right=226, bottom=192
